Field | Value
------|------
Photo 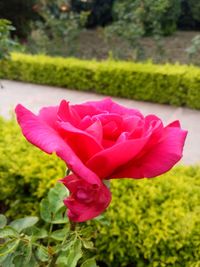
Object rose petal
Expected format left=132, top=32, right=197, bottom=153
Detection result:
left=62, top=174, right=111, bottom=222
left=86, top=136, right=149, bottom=179
left=81, top=98, right=143, bottom=118
left=15, top=104, right=100, bottom=185
left=85, top=120, right=103, bottom=142
left=57, top=100, right=80, bottom=126
left=112, top=124, right=187, bottom=179
left=59, top=121, right=103, bottom=162
left=39, top=106, right=59, bottom=129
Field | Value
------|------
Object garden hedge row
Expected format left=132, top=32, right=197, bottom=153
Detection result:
left=1, top=53, right=200, bottom=109
left=1, top=118, right=200, bottom=266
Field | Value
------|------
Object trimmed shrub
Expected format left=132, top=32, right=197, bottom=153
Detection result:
left=1, top=53, right=200, bottom=109
left=93, top=167, right=200, bottom=266
left=0, top=118, right=66, bottom=218
left=0, top=118, right=200, bottom=266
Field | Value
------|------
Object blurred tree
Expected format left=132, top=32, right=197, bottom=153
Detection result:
left=72, top=0, right=114, bottom=27
left=105, top=0, right=181, bottom=61
left=111, top=0, right=181, bottom=37
left=27, top=0, right=88, bottom=56
left=0, top=19, right=18, bottom=60
left=0, top=0, right=38, bottom=39
left=178, top=0, right=200, bottom=30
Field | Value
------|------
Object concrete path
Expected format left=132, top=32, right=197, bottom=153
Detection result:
left=1, top=79, right=199, bottom=165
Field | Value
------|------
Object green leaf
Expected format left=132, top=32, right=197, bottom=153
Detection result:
left=25, top=226, right=48, bottom=241
left=0, top=215, right=7, bottom=229
left=0, top=239, right=19, bottom=257
left=48, top=183, right=69, bottom=214
left=103, top=180, right=110, bottom=189
left=40, top=198, right=52, bottom=223
left=81, top=258, right=98, bottom=267
left=40, top=199, right=68, bottom=224
left=34, top=228, right=48, bottom=239
left=56, top=239, right=82, bottom=267
left=82, top=240, right=94, bottom=250
left=60, top=236, right=76, bottom=252
left=36, top=245, right=49, bottom=262
left=10, top=217, right=39, bottom=233
left=0, top=253, right=15, bottom=267
left=13, top=242, right=32, bottom=267
left=40, top=183, right=68, bottom=224
left=0, top=226, right=19, bottom=238
left=51, top=206, right=68, bottom=224
left=0, top=253, right=8, bottom=264
left=51, top=227, right=69, bottom=241
left=28, top=255, right=38, bottom=267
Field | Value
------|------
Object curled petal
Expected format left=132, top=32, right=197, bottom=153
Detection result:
left=15, top=104, right=100, bottom=185
left=112, top=123, right=188, bottom=179
left=62, top=174, right=111, bottom=222
left=59, top=121, right=103, bottom=163
left=79, top=98, right=143, bottom=118
left=86, top=136, right=149, bottom=179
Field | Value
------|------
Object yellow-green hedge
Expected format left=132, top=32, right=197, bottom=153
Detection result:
left=1, top=53, right=200, bottom=109
left=92, top=168, right=200, bottom=266
left=0, top=117, right=66, bottom=217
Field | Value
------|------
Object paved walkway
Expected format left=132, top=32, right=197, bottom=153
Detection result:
left=1, top=79, right=200, bottom=165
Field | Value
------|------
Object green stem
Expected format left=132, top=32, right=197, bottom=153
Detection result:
left=47, top=223, right=53, bottom=247
left=70, top=221, right=76, bottom=231
left=48, top=254, right=59, bottom=267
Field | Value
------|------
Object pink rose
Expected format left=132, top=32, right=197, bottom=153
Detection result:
left=61, top=174, right=111, bottom=222
left=15, top=98, right=187, bottom=222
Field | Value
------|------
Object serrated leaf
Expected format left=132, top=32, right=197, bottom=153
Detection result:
left=60, top=236, right=76, bottom=252
left=0, top=226, right=19, bottom=238
left=51, top=227, right=69, bottom=241
left=48, top=183, right=69, bottom=214
left=28, top=255, right=38, bottom=267
left=40, top=199, right=68, bottom=224
left=25, top=226, right=48, bottom=241
left=79, top=227, right=94, bottom=237
left=51, top=206, right=68, bottom=224
left=0, top=239, right=19, bottom=256
left=40, top=198, right=52, bottom=223
left=0, top=215, right=7, bottom=229
left=10, top=217, right=39, bottom=233
left=81, top=258, right=98, bottom=267
left=0, top=253, right=15, bottom=267
left=40, top=184, right=68, bottom=224
left=0, top=253, right=8, bottom=264
left=36, top=245, right=49, bottom=262
left=82, top=240, right=94, bottom=250
left=56, top=239, right=82, bottom=267
left=13, top=242, right=32, bottom=267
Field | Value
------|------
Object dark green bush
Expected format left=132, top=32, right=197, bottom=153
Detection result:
left=0, top=19, right=18, bottom=60
left=0, top=0, right=37, bottom=38
left=0, top=118, right=200, bottom=266
left=1, top=53, right=200, bottom=109
left=72, top=0, right=114, bottom=28
left=112, top=0, right=181, bottom=37
left=187, top=0, right=200, bottom=25
left=178, top=0, right=200, bottom=30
